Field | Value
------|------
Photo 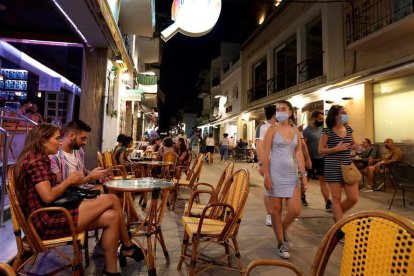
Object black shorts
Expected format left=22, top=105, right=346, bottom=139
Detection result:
left=311, top=158, right=325, bottom=176
left=206, top=146, right=215, bottom=153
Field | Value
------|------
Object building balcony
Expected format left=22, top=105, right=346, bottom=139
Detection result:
left=346, top=0, right=414, bottom=50
left=248, top=52, right=324, bottom=103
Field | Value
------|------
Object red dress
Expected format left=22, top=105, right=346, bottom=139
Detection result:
left=23, top=152, right=79, bottom=239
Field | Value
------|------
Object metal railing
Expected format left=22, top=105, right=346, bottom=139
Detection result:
left=346, top=0, right=414, bottom=44
left=248, top=52, right=324, bottom=102
left=0, top=108, right=37, bottom=227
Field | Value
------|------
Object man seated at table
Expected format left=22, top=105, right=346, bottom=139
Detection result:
left=360, top=138, right=402, bottom=192
left=354, top=138, right=377, bottom=169
left=50, top=119, right=107, bottom=188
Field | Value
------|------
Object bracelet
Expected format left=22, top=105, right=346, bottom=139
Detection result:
left=300, top=172, right=307, bottom=177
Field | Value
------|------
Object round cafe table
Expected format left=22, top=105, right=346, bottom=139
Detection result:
left=105, top=178, right=173, bottom=276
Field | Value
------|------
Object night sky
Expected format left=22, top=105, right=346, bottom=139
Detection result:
left=156, top=0, right=271, bottom=131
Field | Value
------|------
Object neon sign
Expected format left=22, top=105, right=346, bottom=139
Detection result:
left=161, top=0, right=222, bottom=42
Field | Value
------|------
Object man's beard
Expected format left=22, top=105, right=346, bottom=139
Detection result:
left=385, top=145, right=390, bottom=150
left=70, top=139, right=82, bottom=150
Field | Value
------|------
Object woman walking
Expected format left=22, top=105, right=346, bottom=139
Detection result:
left=219, top=133, right=230, bottom=163
left=263, top=100, right=308, bottom=259
left=318, top=105, right=359, bottom=222
left=15, top=124, right=144, bottom=275
left=205, top=133, right=215, bottom=164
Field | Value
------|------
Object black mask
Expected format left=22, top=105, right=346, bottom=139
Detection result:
left=315, top=121, right=323, bottom=127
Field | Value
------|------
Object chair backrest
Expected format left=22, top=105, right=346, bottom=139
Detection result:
left=97, top=151, right=105, bottom=169
left=215, top=162, right=234, bottom=198
left=311, top=210, right=414, bottom=276
left=103, top=150, right=114, bottom=167
left=218, top=169, right=249, bottom=239
left=7, top=166, right=45, bottom=252
left=188, top=156, right=203, bottom=185
left=389, top=161, right=414, bottom=184
left=0, top=262, right=16, bottom=276
left=162, top=151, right=179, bottom=170
left=244, top=259, right=303, bottom=276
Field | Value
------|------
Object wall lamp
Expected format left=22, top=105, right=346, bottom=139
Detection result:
left=0, top=74, right=3, bottom=81
left=325, top=100, right=335, bottom=104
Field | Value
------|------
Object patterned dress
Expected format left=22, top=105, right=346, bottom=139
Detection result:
left=323, top=126, right=353, bottom=183
left=23, top=152, right=79, bottom=239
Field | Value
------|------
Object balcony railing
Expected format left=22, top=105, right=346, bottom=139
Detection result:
left=248, top=52, right=323, bottom=103
left=346, top=0, right=413, bottom=44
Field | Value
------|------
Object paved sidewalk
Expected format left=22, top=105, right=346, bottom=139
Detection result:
left=3, top=155, right=414, bottom=275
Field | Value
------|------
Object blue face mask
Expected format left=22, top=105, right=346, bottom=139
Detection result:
left=340, top=114, right=349, bottom=124
left=276, top=112, right=290, bottom=123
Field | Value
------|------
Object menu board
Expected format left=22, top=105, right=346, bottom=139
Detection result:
left=0, top=69, right=28, bottom=101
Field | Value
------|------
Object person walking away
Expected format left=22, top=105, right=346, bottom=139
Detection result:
left=191, top=134, right=201, bottom=158
left=205, top=133, right=215, bottom=164
left=219, top=133, right=230, bottom=163
left=302, top=111, right=332, bottom=210
left=255, top=104, right=277, bottom=227
left=318, top=105, right=359, bottom=222
left=263, top=100, right=308, bottom=259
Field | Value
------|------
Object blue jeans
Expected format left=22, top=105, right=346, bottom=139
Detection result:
left=220, top=145, right=229, bottom=161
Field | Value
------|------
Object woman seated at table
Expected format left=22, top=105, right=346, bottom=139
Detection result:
left=175, top=137, right=190, bottom=178
left=156, top=137, right=175, bottom=161
left=15, top=124, right=144, bottom=275
left=115, top=136, right=141, bottom=177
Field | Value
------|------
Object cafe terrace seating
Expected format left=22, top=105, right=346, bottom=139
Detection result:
left=177, top=168, right=250, bottom=275
left=7, top=166, right=88, bottom=276
left=251, top=210, right=414, bottom=275
left=184, top=162, right=234, bottom=217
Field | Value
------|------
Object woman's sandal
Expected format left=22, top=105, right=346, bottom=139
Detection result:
left=119, top=243, right=145, bottom=267
left=102, top=269, right=121, bottom=276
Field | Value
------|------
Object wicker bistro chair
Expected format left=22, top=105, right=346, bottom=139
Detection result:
left=184, top=162, right=234, bottom=217
left=250, top=210, right=414, bottom=275
left=0, top=263, right=16, bottom=276
left=388, top=161, right=414, bottom=209
left=171, top=155, right=204, bottom=210
left=160, top=151, right=179, bottom=180
left=7, top=167, right=88, bottom=276
left=177, top=169, right=250, bottom=276
left=97, top=151, right=125, bottom=180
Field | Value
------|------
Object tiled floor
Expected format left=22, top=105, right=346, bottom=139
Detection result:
left=2, top=156, right=414, bottom=275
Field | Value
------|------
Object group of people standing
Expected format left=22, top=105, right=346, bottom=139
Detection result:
left=256, top=101, right=359, bottom=259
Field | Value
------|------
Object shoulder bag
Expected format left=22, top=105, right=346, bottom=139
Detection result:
left=336, top=154, right=362, bottom=185
left=53, top=186, right=101, bottom=209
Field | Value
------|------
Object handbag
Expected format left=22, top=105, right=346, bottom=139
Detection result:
left=53, top=186, right=101, bottom=209
left=336, top=154, right=362, bottom=185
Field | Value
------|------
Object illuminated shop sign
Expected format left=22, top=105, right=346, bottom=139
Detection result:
left=161, top=0, right=222, bottom=42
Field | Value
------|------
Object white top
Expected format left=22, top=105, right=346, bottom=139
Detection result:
left=62, top=150, right=82, bottom=175
left=206, top=137, right=215, bottom=146
left=256, top=121, right=273, bottom=141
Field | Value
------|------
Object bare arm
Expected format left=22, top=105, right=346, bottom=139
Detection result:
left=318, top=133, right=350, bottom=155
left=35, top=172, right=82, bottom=204
left=263, top=126, right=276, bottom=187
left=295, top=130, right=306, bottom=174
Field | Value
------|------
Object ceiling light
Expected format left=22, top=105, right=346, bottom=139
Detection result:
left=37, top=91, right=42, bottom=98
left=214, top=95, right=222, bottom=98
left=116, top=56, right=123, bottom=64
left=325, top=100, right=335, bottom=104
left=0, top=74, right=3, bottom=81
left=342, top=97, right=353, bottom=101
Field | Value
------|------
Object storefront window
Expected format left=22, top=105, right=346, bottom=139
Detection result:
left=373, top=74, right=414, bottom=143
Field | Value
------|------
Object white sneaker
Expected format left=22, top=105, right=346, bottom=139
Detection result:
left=265, top=214, right=272, bottom=227
left=278, top=243, right=290, bottom=259
left=360, top=185, right=373, bottom=192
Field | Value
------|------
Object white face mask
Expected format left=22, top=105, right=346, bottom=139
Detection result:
left=340, top=114, right=349, bottom=124
left=276, top=112, right=289, bottom=122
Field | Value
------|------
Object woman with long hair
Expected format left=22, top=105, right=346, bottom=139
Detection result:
left=262, top=100, right=308, bottom=259
left=15, top=124, right=144, bottom=275
left=318, top=105, right=359, bottom=222
left=175, top=137, right=190, bottom=178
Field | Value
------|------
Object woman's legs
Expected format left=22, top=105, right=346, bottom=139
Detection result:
left=268, top=197, right=284, bottom=245
left=282, top=187, right=301, bottom=232
left=76, top=194, right=134, bottom=272
left=342, top=183, right=359, bottom=214
left=328, top=182, right=359, bottom=222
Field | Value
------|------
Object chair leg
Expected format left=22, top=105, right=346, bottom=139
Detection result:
left=177, top=232, right=189, bottom=270
left=224, top=242, right=232, bottom=266
left=389, top=190, right=398, bottom=210
left=84, top=235, right=90, bottom=267
left=231, top=236, right=243, bottom=272
left=157, top=227, right=170, bottom=263
left=189, top=239, right=198, bottom=276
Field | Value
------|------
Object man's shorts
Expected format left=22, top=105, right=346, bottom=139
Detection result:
left=311, top=158, right=325, bottom=176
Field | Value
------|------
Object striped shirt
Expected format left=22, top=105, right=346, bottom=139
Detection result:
left=49, top=148, right=86, bottom=180
left=323, top=126, right=353, bottom=183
